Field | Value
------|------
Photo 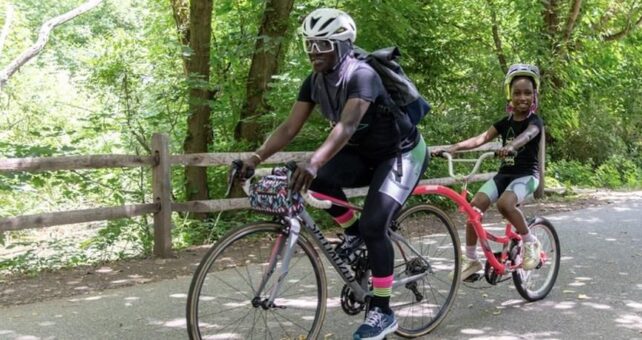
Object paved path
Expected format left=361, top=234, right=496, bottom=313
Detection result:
left=1, top=196, right=641, bottom=339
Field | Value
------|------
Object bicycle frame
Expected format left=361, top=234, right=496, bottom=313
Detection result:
left=412, top=184, right=520, bottom=275
left=258, top=201, right=433, bottom=308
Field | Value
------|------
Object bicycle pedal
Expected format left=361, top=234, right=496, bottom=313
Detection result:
left=463, top=272, right=483, bottom=283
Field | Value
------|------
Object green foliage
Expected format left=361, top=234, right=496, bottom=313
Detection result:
left=548, top=159, right=596, bottom=187
left=594, top=155, right=642, bottom=189
left=548, top=156, right=642, bottom=189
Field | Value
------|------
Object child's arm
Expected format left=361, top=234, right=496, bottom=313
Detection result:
left=447, top=126, right=499, bottom=153
left=496, top=124, right=540, bottom=157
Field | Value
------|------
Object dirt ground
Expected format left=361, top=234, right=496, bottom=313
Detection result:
left=0, top=189, right=638, bottom=307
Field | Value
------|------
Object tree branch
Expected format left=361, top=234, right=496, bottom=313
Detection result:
left=602, top=13, right=642, bottom=41
left=170, top=0, right=190, bottom=47
left=0, top=3, right=14, bottom=56
left=0, top=0, right=103, bottom=89
left=562, top=0, right=582, bottom=44
left=485, top=0, right=507, bottom=73
left=592, top=5, right=615, bottom=32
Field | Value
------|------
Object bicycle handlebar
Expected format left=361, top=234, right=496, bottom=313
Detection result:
left=437, top=150, right=514, bottom=180
left=226, top=160, right=332, bottom=210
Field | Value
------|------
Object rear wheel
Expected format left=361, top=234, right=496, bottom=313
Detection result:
left=513, top=217, right=560, bottom=301
left=390, top=204, right=461, bottom=337
left=186, top=222, right=327, bottom=339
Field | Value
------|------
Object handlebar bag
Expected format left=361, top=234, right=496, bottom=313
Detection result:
left=249, top=168, right=303, bottom=217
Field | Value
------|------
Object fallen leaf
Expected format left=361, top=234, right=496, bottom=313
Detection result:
left=578, top=294, right=589, bottom=300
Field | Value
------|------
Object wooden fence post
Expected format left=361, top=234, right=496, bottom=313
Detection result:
left=535, top=126, right=546, bottom=199
left=152, top=133, right=172, bottom=258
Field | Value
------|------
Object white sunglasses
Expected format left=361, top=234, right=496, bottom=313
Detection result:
left=303, top=39, right=335, bottom=53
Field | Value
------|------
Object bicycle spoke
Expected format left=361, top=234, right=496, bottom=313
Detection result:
left=270, top=308, right=315, bottom=334
left=391, top=204, right=460, bottom=337
left=186, top=223, right=325, bottom=339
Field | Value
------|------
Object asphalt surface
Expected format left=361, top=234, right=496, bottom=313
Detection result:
left=1, top=195, right=641, bottom=340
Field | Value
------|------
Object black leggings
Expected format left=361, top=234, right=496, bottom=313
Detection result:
left=309, top=145, right=429, bottom=277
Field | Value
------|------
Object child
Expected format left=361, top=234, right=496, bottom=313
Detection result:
left=435, top=64, right=544, bottom=280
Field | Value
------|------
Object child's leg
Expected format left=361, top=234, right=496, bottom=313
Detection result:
left=496, top=192, right=529, bottom=234
left=466, top=193, right=492, bottom=256
left=495, top=175, right=539, bottom=237
left=495, top=176, right=542, bottom=269
left=467, top=177, right=501, bottom=258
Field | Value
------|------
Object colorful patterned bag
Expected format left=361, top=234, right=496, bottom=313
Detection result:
left=248, top=168, right=304, bottom=217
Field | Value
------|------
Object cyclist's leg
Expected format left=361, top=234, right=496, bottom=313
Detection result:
left=467, top=191, right=493, bottom=247
left=353, top=137, right=426, bottom=338
left=309, top=147, right=371, bottom=230
left=453, top=176, right=503, bottom=280
left=496, top=175, right=539, bottom=235
left=496, top=175, right=540, bottom=269
left=471, top=175, right=507, bottom=247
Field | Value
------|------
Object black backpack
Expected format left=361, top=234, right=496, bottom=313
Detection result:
left=353, top=46, right=431, bottom=125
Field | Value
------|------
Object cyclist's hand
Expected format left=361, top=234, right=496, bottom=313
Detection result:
left=234, top=157, right=258, bottom=181
left=496, top=145, right=516, bottom=158
left=430, top=149, right=444, bottom=157
left=431, top=147, right=457, bottom=157
left=290, top=159, right=318, bottom=193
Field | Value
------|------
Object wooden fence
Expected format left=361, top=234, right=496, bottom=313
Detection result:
left=0, top=132, right=545, bottom=258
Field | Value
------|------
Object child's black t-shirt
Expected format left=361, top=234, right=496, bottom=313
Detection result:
left=493, top=114, right=544, bottom=177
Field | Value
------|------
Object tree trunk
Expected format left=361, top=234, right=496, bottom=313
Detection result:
left=234, top=0, right=294, bottom=144
left=182, top=0, right=213, bottom=219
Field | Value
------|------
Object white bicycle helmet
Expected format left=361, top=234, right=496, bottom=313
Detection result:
left=300, top=8, right=356, bottom=43
left=504, top=64, right=540, bottom=100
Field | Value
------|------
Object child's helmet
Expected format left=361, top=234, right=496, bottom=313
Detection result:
left=300, top=8, right=356, bottom=43
left=504, top=64, right=540, bottom=100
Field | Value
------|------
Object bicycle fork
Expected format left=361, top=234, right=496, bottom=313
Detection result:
left=253, top=217, right=301, bottom=310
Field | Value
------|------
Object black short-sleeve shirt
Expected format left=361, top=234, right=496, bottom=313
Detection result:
left=493, top=114, right=544, bottom=177
left=297, top=64, right=417, bottom=160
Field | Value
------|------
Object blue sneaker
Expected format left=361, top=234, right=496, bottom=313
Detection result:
left=353, top=307, right=398, bottom=340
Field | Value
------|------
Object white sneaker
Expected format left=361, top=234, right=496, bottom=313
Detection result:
left=522, top=240, right=541, bottom=270
left=449, top=256, right=483, bottom=281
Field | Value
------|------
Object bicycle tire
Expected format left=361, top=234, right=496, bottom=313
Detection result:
left=390, top=204, right=461, bottom=337
left=186, top=222, right=327, bottom=340
left=512, top=217, right=560, bottom=302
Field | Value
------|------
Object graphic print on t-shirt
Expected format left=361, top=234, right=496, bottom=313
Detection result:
left=503, top=126, right=517, bottom=166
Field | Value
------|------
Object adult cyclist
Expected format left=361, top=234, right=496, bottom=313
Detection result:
left=238, top=8, right=428, bottom=340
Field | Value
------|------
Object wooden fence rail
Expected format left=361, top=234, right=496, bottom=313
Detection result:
left=0, top=133, right=544, bottom=258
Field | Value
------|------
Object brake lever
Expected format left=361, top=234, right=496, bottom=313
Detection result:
left=225, top=160, right=246, bottom=198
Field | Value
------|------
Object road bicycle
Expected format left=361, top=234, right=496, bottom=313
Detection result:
left=186, top=162, right=462, bottom=339
left=423, top=151, right=560, bottom=298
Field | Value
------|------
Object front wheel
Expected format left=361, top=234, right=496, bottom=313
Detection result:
left=186, top=222, right=327, bottom=340
left=390, top=204, right=461, bottom=337
left=513, top=217, right=561, bottom=301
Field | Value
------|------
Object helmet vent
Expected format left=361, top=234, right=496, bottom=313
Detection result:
left=319, top=18, right=336, bottom=31
left=309, top=16, right=320, bottom=29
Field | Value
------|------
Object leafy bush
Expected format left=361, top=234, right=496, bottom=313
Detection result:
left=594, top=155, right=642, bottom=189
left=547, top=160, right=595, bottom=187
